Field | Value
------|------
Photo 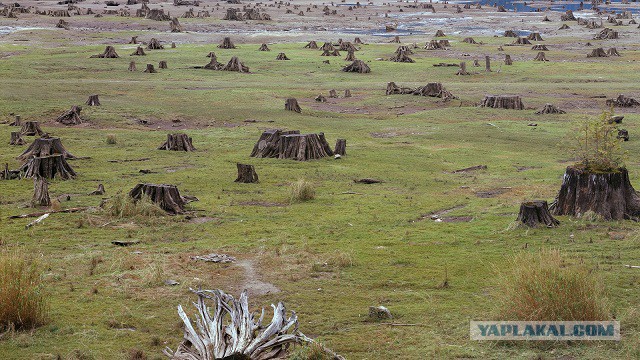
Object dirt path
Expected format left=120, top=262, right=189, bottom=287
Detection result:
left=237, top=259, right=280, bottom=296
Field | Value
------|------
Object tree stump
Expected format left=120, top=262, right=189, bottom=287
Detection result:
left=386, top=82, right=413, bottom=95
left=10, top=132, right=25, bottom=145
left=131, top=46, right=146, bottom=56
left=129, top=183, right=193, bottom=214
left=304, top=41, right=318, bottom=49
left=551, top=166, right=640, bottom=220
left=221, top=56, right=249, bottom=72
left=10, top=115, right=20, bottom=126
left=129, top=36, right=138, bottom=44
left=606, top=94, right=640, bottom=107
left=320, top=42, right=335, bottom=52
left=504, top=54, right=513, bottom=65
left=607, top=47, right=621, bottom=57
left=259, top=43, right=270, bottom=51
left=533, top=52, right=549, bottom=61
left=473, top=59, right=480, bottom=67
left=18, top=136, right=76, bottom=161
left=342, top=60, right=370, bottom=73
left=218, top=37, right=236, bottom=49
left=344, top=50, right=356, bottom=61
left=531, top=44, right=548, bottom=51
left=20, top=121, right=44, bottom=136
left=516, top=200, right=559, bottom=227
left=128, top=61, right=137, bottom=71
left=334, top=139, right=346, bottom=156
left=390, top=35, right=400, bottom=43
left=234, top=163, right=259, bottom=183
left=321, top=49, right=340, bottom=56
left=328, top=89, right=338, bottom=98
left=536, top=104, right=565, bottom=114
left=250, top=129, right=300, bottom=158
left=480, top=95, right=524, bottom=110
left=456, top=61, right=470, bottom=75
left=587, top=48, right=608, bottom=58
left=513, top=37, right=531, bottom=45
left=485, top=56, right=491, bottom=72
left=20, top=154, right=76, bottom=180
left=56, top=105, right=83, bottom=125
left=594, top=28, right=618, bottom=40
left=158, top=133, right=196, bottom=151
left=463, top=37, right=477, bottom=44
left=504, top=30, right=518, bottom=37
left=85, top=94, right=100, bottom=106
left=285, top=98, right=301, bottom=113
left=527, top=32, right=544, bottom=41
left=278, top=133, right=333, bottom=161
left=147, top=38, right=164, bottom=49
left=275, top=52, right=290, bottom=60
left=31, top=176, right=51, bottom=207
left=171, top=42, right=176, bottom=49
left=424, top=40, right=444, bottom=50
left=434, top=29, right=445, bottom=37
left=344, top=89, right=352, bottom=98
left=561, top=10, right=576, bottom=21
left=144, top=64, right=157, bottom=73
left=559, top=24, right=570, bottom=30
left=203, top=56, right=222, bottom=70
left=89, top=183, right=105, bottom=195
left=618, top=129, right=629, bottom=141
left=170, top=17, right=182, bottom=32
left=389, top=48, right=414, bottom=63
left=159, top=60, right=168, bottom=69
left=90, top=46, right=119, bottom=58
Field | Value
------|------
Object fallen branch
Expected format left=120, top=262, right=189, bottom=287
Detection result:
left=107, top=158, right=151, bottom=163
left=25, top=213, right=49, bottom=229
left=9, top=207, right=91, bottom=219
left=625, top=265, right=640, bottom=269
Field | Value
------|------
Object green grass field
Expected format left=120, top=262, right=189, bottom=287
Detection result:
left=1, top=28, right=640, bottom=359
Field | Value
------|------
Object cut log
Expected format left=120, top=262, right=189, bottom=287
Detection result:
left=275, top=52, right=289, bottom=60
left=516, top=200, right=559, bottom=227
left=551, top=166, right=640, bottom=220
left=159, top=60, right=168, bottom=69
left=259, top=43, right=270, bottom=51
left=504, top=54, right=513, bottom=65
left=147, top=38, right=164, bottom=49
left=218, top=37, right=236, bottom=49
left=31, top=176, right=51, bottom=207
left=334, top=139, right=346, bottom=156
left=342, top=60, right=370, bottom=73
left=533, top=51, right=548, bottom=61
left=587, top=48, right=608, bottom=58
left=250, top=129, right=301, bottom=158
left=158, top=133, right=195, bottom=151
left=284, top=98, right=301, bottom=113
left=234, top=163, right=259, bottom=183
left=18, top=136, right=76, bottom=161
left=131, top=46, right=146, bottom=56
left=90, top=46, right=119, bottom=58
left=129, top=183, right=194, bottom=214
left=163, top=289, right=344, bottom=360
left=144, top=64, right=157, bottom=73
left=535, top=104, right=565, bottom=114
left=85, top=94, right=100, bottom=106
left=56, top=105, right=83, bottom=125
left=606, top=94, right=640, bottom=107
left=89, top=183, right=105, bottom=195
left=221, top=56, right=249, bottom=72
left=480, top=95, right=524, bottom=110
left=456, top=61, right=470, bottom=75
left=170, top=17, right=182, bottom=32
left=20, top=121, right=44, bottom=136
left=128, top=61, right=137, bottom=71
left=10, top=132, right=25, bottom=145
left=19, top=154, right=76, bottom=180
left=531, top=44, right=548, bottom=51
left=277, top=133, right=333, bottom=161
left=607, top=47, right=621, bottom=56
left=304, top=41, right=318, bottom=49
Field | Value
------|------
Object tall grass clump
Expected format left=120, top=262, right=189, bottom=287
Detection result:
left=289, top=342, right=336, bottom=360
left=106, top=134, right=117, bottom=145
left=102, top=192, right=165, bottom=218
left=494, top=249, right=610, bottom=321
left=290, top=179, right=315, bottom=203
left=0, top=250, right=48, bottom=332
left=570, top=108, right=626, bottom=172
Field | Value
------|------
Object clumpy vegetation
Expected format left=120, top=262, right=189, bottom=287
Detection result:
left=571, top=110, right=626, bottom=172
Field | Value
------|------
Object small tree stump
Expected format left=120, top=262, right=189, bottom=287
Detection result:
left=533, top=52, right=549, bottom=61
left=90, top=46, right=119, bottom=58
left=9, top=132, right=25, bottom=145
left=275, top=52, right=289, bottom=60
left=536, top=103, right=565, bottom=114
left=334, top=139, right=346, bottom=156
left=129, top=183, right=194, bottom=214
left=259, top=43, right=270, bottom=51
left=170, top=17, right=182, bottom=32
left=304, top=41, right=318, bottom=49
left=342, top=60, right=370, bottom=73
left=344, top=89, right=352, bottom=98
left=147, top=38, right=164, bottom=49
left=221, top=56, right=249, bottom=72
left=463, top=37, right=477, bottom=44
left=456, top=61, right=470, bottom=75
left=513, top=37, right=531, bottom=45
left=516, top=200, right=559, bottom=227
left=315, top=94, right=327, bottom=102
left=328, top=89, right=338, bottom=98
left=144, top=64, right=157, bottom=73
left=158, top=133, right=195, bottom=151
left=89, top=183, right=105, bottom=195
left=20, top=121, right=44, bottom=136
left=218, top=37, right=236, bottom=49
left=480, top=95, right=524, bottom=110
left=618, top=129, right=629, bottom=141
left=235, top=163, right=259, bottom=183
left=344, top=50, right=356, bottom=61
left=434, top=29, right=445, bottom=37
left=504, top=30, right=518, bottom=37
left=129, top=36, right=138, bottom=44
left=131, top=46, right=146, bottom=56
left=56, top=105, right=83, bottom=125
left=485, top=55, right=491, bottom=72
left=19, top=154, right=76, bottom=180
left=159, top=60, right=168, bottom=69
left=171, top=42, right=176, bottom=49
left=10, top=115, right=21, bottom=126
left=527, top=32, right=544, bottom=41
left=18, top=136, right=76, bottom=161
left=128, top=61, right=137, bottom=71
left=32, top=176, right=51, bottom=207
left=607, top=47, right=621, bottom=57
left=473, top=59, right=480, bottom=67
left=587, top=48, right=608, bottom=58
left=285, top=98, right=301, bottom=113
left=368, top=306, right=392, bottom=320
left=504, top=54, right=513, bottom=65
left=85, top=94, right=100, bottom=106
left=606, top=94, right=640, bottom=107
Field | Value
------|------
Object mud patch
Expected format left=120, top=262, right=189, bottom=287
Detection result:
left=475, top=187, right=511, bottom=198
left=186, top=216, right=219, bottom=224
left=413, top=204, right=466, bottom=222
left=237, top=260, right=280, bottom=296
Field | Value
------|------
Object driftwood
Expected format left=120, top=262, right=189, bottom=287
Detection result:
left=533, top=52, right=548, bottom=61
left=144, top=64, right=157, bottom=73
left=85, top=94, right=100, bottom=106
left=218, top=37, right=236, bottom=49
left=250, top=129, right=300, bottom=158
left=131, top=46, right=146, bottom=56
left=536, top=104, right=565, bottom=114
left=235, top=163, right=259, bottom=183
left=10, top=132, right=25, bottom=145
left=606, top=94, right=640, bottom=107
left=190, top=254, right=236, bottom=263
left=158, top=133, right=195, bottom=151
left=559, top=24, right=570, bottom=30
left=275, top=52, right=289, bottom=60
left=221, top=56, right=249, bottom=72
left=259, top=43, right=270, bottom=51
left=284, top=98, right=301, bottom=113
left=20, top=121, right=44, bottom=136
left=19, top=154, right=76, bottom=180
left=517, top=200, right=559, bottom=227
left=147, top=38, right=164, bottom=49
left=31, top=176, right=51, bottom=207
left=25, top=213, right=49, bottom=229
left=89, top=183, right=105, bottom=195
left=164, top=289, right=344, bottom=360
left=56, top=105, right=82, bottom=125
left=18, top=136, right=75, bottom=161
left=550, top=166, right=640, bottom=220
left=334, top=139, right=346, bottom=156
left=90, top=46, right=119, bottom=58
left=480, top=95, right=524, bottom=110
left=342, top=60, right=370, bottom=73
left=129, top=183, right=196, bottom=214
left=128, top=61, right=137, bottom=71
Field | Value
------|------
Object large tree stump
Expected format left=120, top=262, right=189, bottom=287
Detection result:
left=342, top=60, right=370, bottom=73
left=285, top=98, right=301, bottom=113
left=517, top=200, right=559, bottom=227
left=128, top=61, right=137, bottom=71
left=9, top=132, right=25, bottom=145
left=221, top=56, right=249, bottom=72
left=56, top=105, right=83, bottom=125
left=250, top=129, right=300, bottom=158
left=144, top=64, right=157, bottom=73
left=18, top=136, right=76, bottom=161
left=129, top=183, right=195, bottom=214
left=533, top=52, right=549, bottom=61
left=159, top=60, right=168, bottom=69
left=20, top=121, right=44, bottom=136
left=334, top=139, right=346, bottom=156
left=551, top=166, right=640, bottom=220
left=234, top=163, right=259, bottom=183
left=147, top=38, right=164, bottom=49
left=480, top=95, right=524, bottom=110
left=131, top=46, right=146, bottom=56
left=90, top=46, right=119, bottom=58
left=85, top=94, right=100, bottom=106
left=158, top=133, right=196, bottom=151
left=20, top=154, right=76, bottom=180
left=278, top=133, right=334, bottom=161
left=218, top=37, right=236, bottom=49
left=31, top=176, right=51, bottom=207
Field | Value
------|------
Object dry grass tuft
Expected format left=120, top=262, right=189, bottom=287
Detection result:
left=290, top=179, right=316, bottom=203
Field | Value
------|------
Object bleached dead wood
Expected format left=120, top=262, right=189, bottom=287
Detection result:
left=25, top=213, right=49, bottom=229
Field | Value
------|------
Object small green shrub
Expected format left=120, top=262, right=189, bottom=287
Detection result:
left=106, top=134, right=117, bottom=145
left=289, top=343, right=335, bottom=360
left=494, top=249, right=610, bottom=321
left=0, top=250, right=48, bottom=332
left=570, top=109, right=626, bottom=172
left=290, top=179, right=316, bottom=203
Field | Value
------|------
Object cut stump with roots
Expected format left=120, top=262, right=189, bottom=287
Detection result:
left=284, top=98, right=301, bottom=113
left=56, top=105, right=83, bottom=125
left=517, top=200, right=559, bottom=227
left=480, top=95, right=524, bottom=110
left=158, top=133, right=195, bottom=151
left=235, top=163, right=259, bottom=183
left=129, top=183, right=196, bottom=214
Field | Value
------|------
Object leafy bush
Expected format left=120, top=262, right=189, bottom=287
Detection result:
left=0, top=250, right=48, bottom=332
left=494, top=249, right=610, bottom=321
left=571, top=109, right=626, bottom=172
left=290, top=179, right=316, bottom=203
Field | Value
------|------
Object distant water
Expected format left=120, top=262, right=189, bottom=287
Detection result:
left=475, top=0, right=639, bottom=15
left=0, top=26, right=47, bottom=35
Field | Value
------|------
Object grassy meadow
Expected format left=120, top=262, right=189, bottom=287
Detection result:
left=1, top=27, right=640, bottom=359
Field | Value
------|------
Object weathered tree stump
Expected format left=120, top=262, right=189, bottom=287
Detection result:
left=618, top=129, right=629, bottom=141
left=20, top=121, right=44, bottom=136
left=10, top=115, right=20, bottom=126
left=587, top=48, right=608, bottom=58
left=512, top=37, right=532, bottom=45
left=390, top=35, right=400, bottom=43
left=463, top=37, right=477, bottom=44
left=170, top=17, right=182, bottom=32
left=342, top=60, right=370, bottom=73
left=606, top=94, right=640, bottom=107
left=85, top=94, right=100, bottom=106
left=536, top=103, right=565, bottom=114
left=259, top=43, right=270, bottom=51
left=559, top=24, right=570, bottom=30
left=594, top=28, right=618, bottom=40
left=158, top=133, right=196, bottom=151
left=147, top=38, right=164, bottom=49
left=386, top=82, right=413, bottom=95
left=485, top=56, right=491, bottom=72
left=434, top=29, right=445, bottom=37
left=527, top=32, right=544, bottom=41
left=250, top=129, right=300, bottom=158
left=128, top=61, right=137, bottom=71
left=533, top=52, right=549, bottom=61
left=344, top=50, right=356, bottom=61
left=218, top=37, right=236, bottom=49
left=234, top=163, right=259, bottom=183
left=607, top=47, right=621, bottom=57
left=56, top=19, right=70, bottom=30
left=354, top=37, right=363, bottom=44
left=339, top=42, right=357, bottom=52
left=412, top=83, right=456, bottom=100
left=129, top=36, right=138, bottom=44
left=304, top=41, right=318, bottom=49
left=480, top=95, right=524, bottom=110
left=284, top=98, right=301, bottom=113
left=504, top=54, right=513, bottom=65
left=31, top=176, right=51, bottom=207
left=131, top=46, right=146, bottom=56
left=171, top=42, right=176, bottom=49
left=321, top=49, right=340, bottom=56
left=89, top=183, right=105, bottom=195
left=551, top=166, right=640, bottom=220
left=221, top=56, right=249, bottom=72
left=561, top=10, right=576, bottom=21
left=315, top=94, right=327, bottom=102
left=344, top=89, right=352, bottom=98
left=389, top=47, right=414, bottom=63
left=504, top=30, right=518, bottom=37
left=334, top=139, right=346, bottom=156
left=20, top=154, right=76, bottom=180
left=424, top=40, right=444, bottom=50
left=9, top=132, right=25, bottom=145
left=278, top=133, right=334, bottom=161
left=328, top=89, right=338, bottom=98
left=18, top=136, right=76, bottom=161
left=90, top=46, right=119, bottom=58
left=159, top=60, right=168, bottom=69
left=275, top=52, right=290, bottom=60
left=456, top=61, right=470, bottom=75
left=144, top=64, right=157, bottom=73
left=129, top=183, right=195, bottom=214
left=516, top=200, right=559, bottom=227
left=202, top=55, right=222, bottom=70
left=56, top=105, right=83, bottom=125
